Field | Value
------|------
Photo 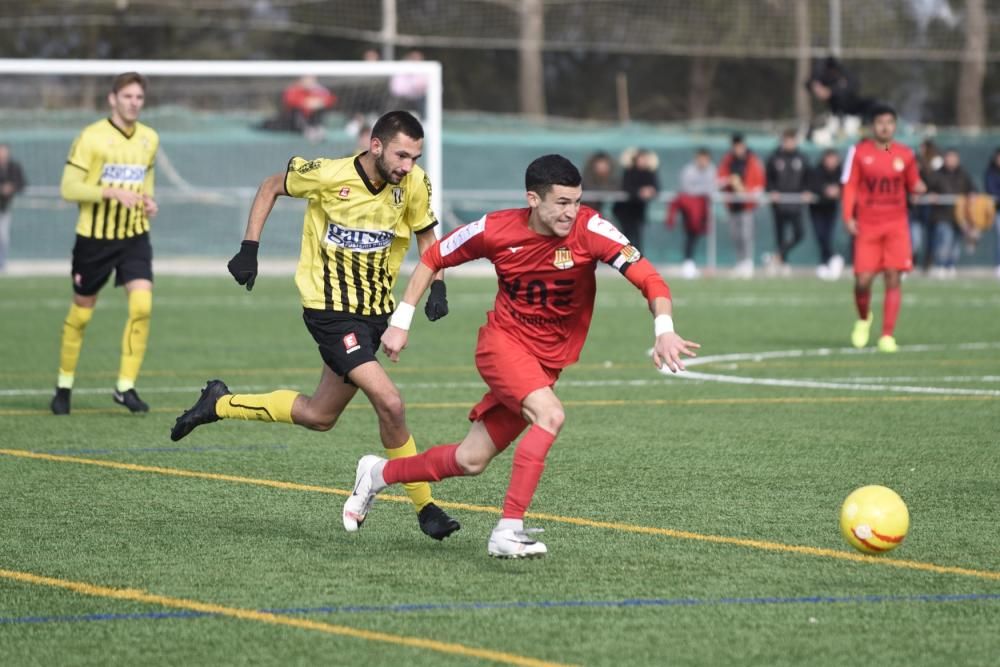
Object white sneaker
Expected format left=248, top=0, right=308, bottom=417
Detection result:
left=487, top=527, right=547, bottom=559
left=342, top=455, right=385, bottom=532
left=995, top=265, right=1000, bottom=280
left=732, top=259, right=754, bottom=279
left=816, top=264, right=831, bottom=280
left=828, top=254, right=844, bottom=280
left=681, top=259, right=700, bottom=279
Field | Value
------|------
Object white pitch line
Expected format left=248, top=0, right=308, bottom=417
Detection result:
left=669, top=342, right=1000, bottom=397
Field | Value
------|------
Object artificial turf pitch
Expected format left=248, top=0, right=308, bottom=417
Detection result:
left=1, top=273, right=998, bottom=666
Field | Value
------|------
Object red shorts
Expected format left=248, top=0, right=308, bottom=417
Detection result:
left=853, top=224, right=912, bottom=274
left=468, top=324, right=561, bottom=450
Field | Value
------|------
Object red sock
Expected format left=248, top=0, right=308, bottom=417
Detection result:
left=501, top=425, right=556, bottom=520
left=854, top=288, right=871, bottom=320
left=383, top=444, right=462, bottom=484
left=882, top=287, right=901, bottom=337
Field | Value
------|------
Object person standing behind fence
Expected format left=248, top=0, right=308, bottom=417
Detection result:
left=910, top=140, right=942, bottom=273
left=765, top=130, right=810, bottom=276
left=612, top=148, right=659, bottom=252
left=50, top=72, right=159, bottom=415
left=668, top=147, right=715, bottom=279
left=0, top=143, right=26, bottom=273
left=717, top=134, right=765, bottom=278
left=806, top=149, right=843, bottom=280
left=983, top=148, right=1000, bottom=280
left=925, top=149, right=974, bottom=279
left=581, top=151, right=616, bottom=217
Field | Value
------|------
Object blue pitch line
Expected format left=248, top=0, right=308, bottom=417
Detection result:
left=3, top=593, right=1000, bottom=626
left=34, top=444, right=289, bottom=456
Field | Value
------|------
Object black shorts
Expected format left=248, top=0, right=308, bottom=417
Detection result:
left=71, top=233, right=153, bottom=296
left=302, top=309, right=389, bottom=383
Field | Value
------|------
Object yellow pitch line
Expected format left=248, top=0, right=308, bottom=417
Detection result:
left=2, top=448, right=999, bottom=583
left=0, top=393, right=995, bottom=417
left=0, top=361, right=647, bottom=381
left=0, top=568, right=572, bottom=667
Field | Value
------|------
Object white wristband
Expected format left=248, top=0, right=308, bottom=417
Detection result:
left=389, top=302, right=416, bottom=331
left=654, top=314, right=674, bottom=337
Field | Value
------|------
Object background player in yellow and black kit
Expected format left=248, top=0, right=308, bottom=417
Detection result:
left=51, top=72, right=159, bottom=415
left=170, top=111, right=459, bottom=540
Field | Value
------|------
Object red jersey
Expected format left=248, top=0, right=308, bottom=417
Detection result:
left=841, top=139, right=921, bottom=228
left=421, top=206, right=661, bottom=369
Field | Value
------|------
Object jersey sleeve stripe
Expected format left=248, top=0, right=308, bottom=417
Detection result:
left=441, top=215, right=486, bottom=257
left=840, top=145, right=856, bottom=184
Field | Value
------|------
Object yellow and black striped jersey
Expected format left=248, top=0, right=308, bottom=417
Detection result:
left=63, top=118, right=158, bottom=240
left=286, top=153, right=437, bottom=315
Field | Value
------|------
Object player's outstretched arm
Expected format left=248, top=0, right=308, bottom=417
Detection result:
left=382, top=261, right=437, bottom=362
left=227, top=172, right=286, bottom=291
left=649, top=297, right=700, bottom=373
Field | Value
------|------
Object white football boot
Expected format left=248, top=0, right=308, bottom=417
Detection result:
left=487, top=527, right=547, bottom=559
left=342, top=455, right=385, bottom=531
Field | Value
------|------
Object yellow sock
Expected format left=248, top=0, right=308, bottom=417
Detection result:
left=57, top=303, right=94, bottom=388
left=385, top=435, right=433, bottom=512
left=117, top=289, right=152, bottom=392
left=215, top=390, right=298, bottom=423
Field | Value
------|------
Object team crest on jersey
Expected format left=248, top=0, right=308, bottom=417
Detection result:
left=553, top=247, right=574, bottom=270
left=342, top=333, right=360, bottom=354
left=391, top=187, right=404, bottom=207
left=338, top=186, right=350, bottom=198
left=892, top=157, right=905, bottom=172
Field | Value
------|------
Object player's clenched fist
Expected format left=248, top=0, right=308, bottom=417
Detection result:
left=228, top=240, right=259, bottom=291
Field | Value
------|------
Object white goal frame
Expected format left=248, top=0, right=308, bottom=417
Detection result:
left=0, top=58, right=444, bottom=219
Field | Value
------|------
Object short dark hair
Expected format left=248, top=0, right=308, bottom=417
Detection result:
left=112, top=72, right=147, bottom=94
left=525, top=154, right=581, bottom=197
left=731, top=133, right=745, bottom=145
left=782, top=128, right=797, bottom=140
left=371, top=110, right=424, bottom=145
left=868, top=102, right=897, bottom=122
left=695, top=147, right=711, bottom=157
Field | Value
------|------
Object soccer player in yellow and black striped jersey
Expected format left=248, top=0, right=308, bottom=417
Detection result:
left=170, top=111, right=460, bottom=540
left=50, top=72, right=159, bottom=416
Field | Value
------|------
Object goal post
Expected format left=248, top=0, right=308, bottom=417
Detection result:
left=0, top=58, right=442, bottom=265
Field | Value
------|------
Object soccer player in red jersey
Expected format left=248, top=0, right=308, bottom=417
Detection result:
left=841, top=104, right=926, bottom=352
left=342, top=154, right=699, bottom=558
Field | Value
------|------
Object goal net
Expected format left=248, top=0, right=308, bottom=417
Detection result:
left=0, top=58, right=442, bottom=267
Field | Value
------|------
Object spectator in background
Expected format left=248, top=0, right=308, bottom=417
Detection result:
left=804, top=56, right=874, bottom=144
left=667, top=147, right=715, bottom=279
left=926, top=148, right=974, bottom=279
left=984, top=148, right=1000, bottom=279
left=362, top=47, right=381, bottom=62
left=282, top=75, right=337, bottom=142
left=718, top=134, right=765, bottom=278
left=581, top=151, right=616, bottom=216
left=612, top=147, right=659, bottom=252
left=910, top=139, right=942, bottom=273
left=765, top=129, right=810, bottom=276
left=806, top=149, right=844, bottom=280
left=389, top=50, right=429, bottom=114
left=0, top=143, right=26, bottom=273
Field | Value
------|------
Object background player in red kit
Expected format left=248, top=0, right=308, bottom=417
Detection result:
left=342, top=154, right=699, bottom=558
left=841, top=103, right=926, bottom=352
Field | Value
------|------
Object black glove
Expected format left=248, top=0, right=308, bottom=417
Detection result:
left=227, top=240, right=259, bottom=291
left=424, top=279, right=449, bottom=322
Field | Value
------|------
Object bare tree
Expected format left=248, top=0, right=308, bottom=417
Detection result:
left=956, top=0, right=987, bottom=129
